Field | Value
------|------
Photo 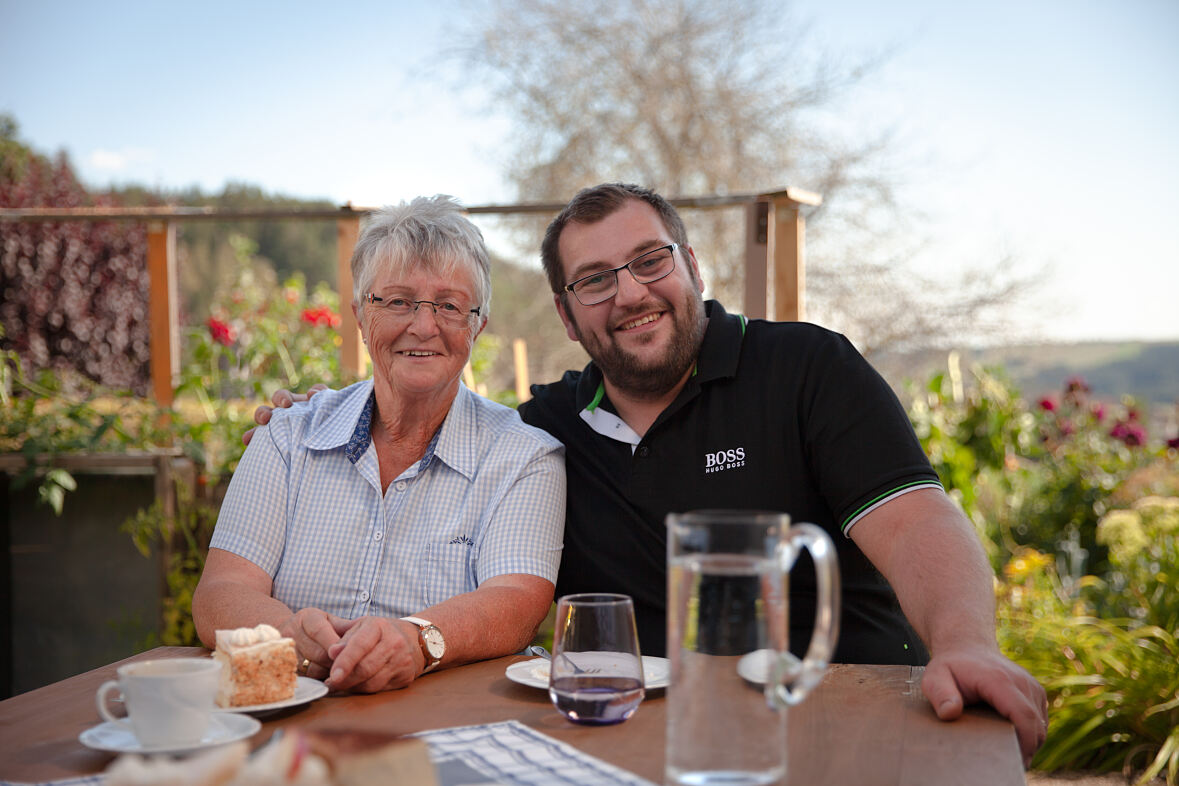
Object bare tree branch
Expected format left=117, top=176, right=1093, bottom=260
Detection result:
left=444, top=0, right=1038, bottom=370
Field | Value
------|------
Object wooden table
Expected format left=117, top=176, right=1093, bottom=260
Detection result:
left=0, top=647, right=1025, bottom=785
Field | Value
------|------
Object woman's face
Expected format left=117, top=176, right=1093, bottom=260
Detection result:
left=358, top=262, right=486, bottom=405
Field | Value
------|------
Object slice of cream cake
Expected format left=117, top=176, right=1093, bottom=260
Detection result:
left=213, top=623, right=298, bottom=707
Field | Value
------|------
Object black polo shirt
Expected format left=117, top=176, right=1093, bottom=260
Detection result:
left=519, top=300, right=942, bottom=664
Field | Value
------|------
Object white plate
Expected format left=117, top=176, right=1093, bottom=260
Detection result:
left=736, top=649, right=801, bottom=685
left=79, top=712, right=261, bottom=755
left=505, top=656, right=671, bottom=690
left=213, top=676, right=328, bottom=715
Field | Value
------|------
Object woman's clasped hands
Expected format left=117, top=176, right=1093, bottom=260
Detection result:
left=279, top=609, right=423, bottom=693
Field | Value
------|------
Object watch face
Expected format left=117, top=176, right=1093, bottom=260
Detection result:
left=423, top=627, right=445, bottom=658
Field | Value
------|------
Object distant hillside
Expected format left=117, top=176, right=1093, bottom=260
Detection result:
left=874, top=341, right=1179, bottom=407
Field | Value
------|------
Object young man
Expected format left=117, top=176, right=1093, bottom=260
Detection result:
left=520, top=183, right=1045, bottom=765
left=254, top=183, right=1047, bottom=764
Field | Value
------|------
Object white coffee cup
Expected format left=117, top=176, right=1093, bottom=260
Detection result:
left=96, top=658, right=222, bottom=748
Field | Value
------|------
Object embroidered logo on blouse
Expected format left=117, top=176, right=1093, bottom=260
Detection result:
left=449, top=535, right=475, bottom=546
left=703, top=446, right=746, bottom=474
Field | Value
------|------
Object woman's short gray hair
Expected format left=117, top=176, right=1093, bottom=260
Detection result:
left=351, top=195, right=492, bottom=319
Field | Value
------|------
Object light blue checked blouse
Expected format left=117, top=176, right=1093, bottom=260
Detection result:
left=209, top=380, right=566, bottom=620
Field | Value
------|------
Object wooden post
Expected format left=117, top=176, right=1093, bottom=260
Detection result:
left=755, top=188, right=821, bottom=322
left=743, top=201, right=769, bottom=320
left=146, top=221, right=178, bottom=407
left=513, top=339, right=530, bottom=402
left=767, top=196, right=805, bottom=321
left=337, top=214, right=364, bottom=378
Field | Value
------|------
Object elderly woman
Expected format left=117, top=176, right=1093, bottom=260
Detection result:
left=192, top=196, right=566, bottom=693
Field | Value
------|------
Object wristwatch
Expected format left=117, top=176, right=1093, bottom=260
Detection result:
left=401, top=616, right=445, bottom=673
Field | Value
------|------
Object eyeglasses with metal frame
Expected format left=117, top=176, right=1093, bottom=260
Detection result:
left=364, top=294, right=481, bottom=327
left=563, top=243, right=681, bottom=306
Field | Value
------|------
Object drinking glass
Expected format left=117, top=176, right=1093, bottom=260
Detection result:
left=548, top=593, right=645, bottom=725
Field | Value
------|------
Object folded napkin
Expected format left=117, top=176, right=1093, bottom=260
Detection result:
left=417, top=719, right=656, bottom=786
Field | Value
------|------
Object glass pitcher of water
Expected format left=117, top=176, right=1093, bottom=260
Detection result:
left=666, top=510, right=841, bottom=786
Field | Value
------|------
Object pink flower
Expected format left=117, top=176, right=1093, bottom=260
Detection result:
left=1090, top=403, right=1106, bottom=421
left=1110, top=421, right=1146, bottom=447
left=1038, top=397, right=1057, bottom=412
left=1168, top=435, right=1179, bottom=450
left=207, top=317, right=236, bottom=346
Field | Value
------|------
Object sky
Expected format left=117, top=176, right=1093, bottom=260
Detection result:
left=2, top=0, right=1176, bottom=344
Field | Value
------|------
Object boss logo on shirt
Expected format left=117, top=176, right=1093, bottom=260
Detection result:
left=703, top=446, right=746, bottom=474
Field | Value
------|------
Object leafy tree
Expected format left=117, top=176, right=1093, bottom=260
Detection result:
left=484, top=250, right=589, bottom=392
left=450, top=0, right=1031, bottom=353
left=111, top=181, right=339, bottom=326
left=0, top=115, right=150, bottom=394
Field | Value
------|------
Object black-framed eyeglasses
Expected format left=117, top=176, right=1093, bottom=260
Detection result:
left=563, top=243, right=681, bottom=306
left=364, top=294, right=481, bottom=327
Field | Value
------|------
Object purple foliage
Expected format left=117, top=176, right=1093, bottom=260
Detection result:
left=1, top=150, right=150, bottom=393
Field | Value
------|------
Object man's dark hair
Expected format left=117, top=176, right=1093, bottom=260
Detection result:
left=540, top=183, right=690, bottom=295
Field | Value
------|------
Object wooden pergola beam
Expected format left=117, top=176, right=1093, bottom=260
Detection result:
left=3, top=187, right=820, bottom=399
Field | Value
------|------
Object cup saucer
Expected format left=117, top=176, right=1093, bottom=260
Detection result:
left=79, top=712, right=261, bottom=755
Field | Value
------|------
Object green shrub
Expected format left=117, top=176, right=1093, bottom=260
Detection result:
left=908, top=360, right=1179, bottom=781
left=998, top=499, right=1179, bottom=784
left=909, top=363, right=1170, bottom=576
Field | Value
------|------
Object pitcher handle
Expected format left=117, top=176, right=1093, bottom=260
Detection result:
left=771, top=522, right=841, bottom=707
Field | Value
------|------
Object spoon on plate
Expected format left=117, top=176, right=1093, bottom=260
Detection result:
left=528, top=645, right=599, bottom=675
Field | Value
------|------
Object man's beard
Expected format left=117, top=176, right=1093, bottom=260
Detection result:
left=571, top=292, right=706, bottom=398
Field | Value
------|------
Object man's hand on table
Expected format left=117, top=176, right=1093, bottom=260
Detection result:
left=242, top=384, right=328, bottom=446
left=921, top=645, right=1048, bottom=768
left=325, top=616, right=423, bottom=693
left=279, top=607, right=347, bottom=682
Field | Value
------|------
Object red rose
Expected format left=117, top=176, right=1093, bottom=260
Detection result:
left=207, top=317, right=236, bottom=346
left=301, top=306, right=341, bottom=327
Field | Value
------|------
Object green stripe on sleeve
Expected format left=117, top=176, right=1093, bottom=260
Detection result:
left=840, top=480, right=945, bottom=533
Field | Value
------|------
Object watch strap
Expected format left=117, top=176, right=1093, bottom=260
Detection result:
left=401, top=616, right=432, bottom=627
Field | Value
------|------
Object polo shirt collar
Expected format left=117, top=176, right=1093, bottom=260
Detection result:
left=694, top=299, right=745, bottom=385
left=574, top=299, right=745, bottom=414
left=301, top=380, right=478, bottom=480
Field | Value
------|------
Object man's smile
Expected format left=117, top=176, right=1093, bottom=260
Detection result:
left=615, top=311, right=665, bottom=332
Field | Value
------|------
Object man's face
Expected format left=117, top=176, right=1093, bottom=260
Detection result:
left=555, top=199, right=707, bottom=398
